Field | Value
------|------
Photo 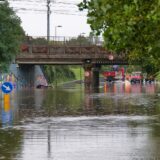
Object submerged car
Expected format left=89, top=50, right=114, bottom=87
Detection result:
left=145, top=75, right=155, bottom=83
left=130, top=71, right=143, bottom=83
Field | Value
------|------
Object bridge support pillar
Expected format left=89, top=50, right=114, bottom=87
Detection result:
left=84, top=64, right=92, bottom=92
left=84, top=64, right=101, bottom=92
left=91, top=65, right=101, bottom=90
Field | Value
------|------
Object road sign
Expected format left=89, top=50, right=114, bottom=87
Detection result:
left=1, top=82, right=13, bottom=94
left=108, top=54, right=114, bottom=60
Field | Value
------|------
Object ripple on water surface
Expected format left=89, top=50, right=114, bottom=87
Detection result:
left=8, top=115, right=160, bottom=160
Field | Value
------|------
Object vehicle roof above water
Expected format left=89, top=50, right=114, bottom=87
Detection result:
left=131, top=71, right=142, bottom=75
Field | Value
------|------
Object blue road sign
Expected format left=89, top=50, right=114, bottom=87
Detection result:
left=1, top=82, right=13, bottom=94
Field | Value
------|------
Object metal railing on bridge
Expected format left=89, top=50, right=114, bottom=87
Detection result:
left=18, top=36, right=128, bottom=65
left=22, top=36, right=104, bottom=46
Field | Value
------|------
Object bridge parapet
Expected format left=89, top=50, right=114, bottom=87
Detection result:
left=20, top=44, right=119, bottom=55
left=17, top=36, right=128, bottom=65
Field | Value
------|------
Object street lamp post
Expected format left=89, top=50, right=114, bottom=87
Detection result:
left=47, top=0, right=51, bottom=42
left=0, top=0, right=5, bottom=4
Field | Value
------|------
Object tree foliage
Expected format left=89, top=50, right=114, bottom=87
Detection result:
left=79, top=0, right=160, bottom=74
left=0, top=1, right=24, bottom=71
left=43, top=65, right=75, bottom=84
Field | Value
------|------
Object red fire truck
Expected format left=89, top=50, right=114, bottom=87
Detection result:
left=102, top=68, right=125, bottom=82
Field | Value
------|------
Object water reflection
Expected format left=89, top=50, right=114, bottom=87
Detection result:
left=102, top=82, right=160, bottom=115
left=1, top=105, right=13, bottom=128
left=84, top=86, right=102, bottom=115
left=3, top=82, right=159, bottom=118
left=0, top=82, right=160, bottom=159
left=0, top=92, right=22, bottom=160
left=0, top=82, right=159, bottom=119
left=104, top=81, right=157, bottom=94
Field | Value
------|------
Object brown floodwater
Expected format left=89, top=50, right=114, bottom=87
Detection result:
left=0, top=81, right=160, bottom=160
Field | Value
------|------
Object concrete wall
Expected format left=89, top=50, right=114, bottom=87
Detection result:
left=0, top=64, right=48, bottom=89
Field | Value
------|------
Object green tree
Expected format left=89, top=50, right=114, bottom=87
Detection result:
left=79, top=0, right=160, bottom=74
left=66, top=35, right=92, bottom=45
left=0, top=0, right=24, bottom=71
left=43, top=65, right=75, bottom=85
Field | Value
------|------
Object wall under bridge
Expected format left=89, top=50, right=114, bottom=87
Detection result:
left=0, top=64, right=48, bottom=89
left=0, top=64, right=102, bottom=90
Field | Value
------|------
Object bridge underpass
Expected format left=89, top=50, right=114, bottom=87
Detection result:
left=16, top=37, right=129, bottom=90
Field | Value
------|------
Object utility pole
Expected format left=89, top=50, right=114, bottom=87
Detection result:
left=0, top=0, right=5, bottom=4
left=47, top=0, right=51, bottom=42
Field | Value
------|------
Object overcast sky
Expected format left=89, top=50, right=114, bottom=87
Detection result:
left=8, top=0, right=91, bottom=38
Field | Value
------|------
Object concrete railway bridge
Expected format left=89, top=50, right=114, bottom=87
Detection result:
left=15, top=36, right=129, bottom=89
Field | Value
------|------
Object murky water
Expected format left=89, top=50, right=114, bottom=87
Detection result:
left=1, top=81, right=160, bottom=160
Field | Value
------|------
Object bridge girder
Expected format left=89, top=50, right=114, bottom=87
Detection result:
left=16, top=45, right=129, bottom=65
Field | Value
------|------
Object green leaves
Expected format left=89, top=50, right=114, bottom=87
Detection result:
left=79, top=0, right=160, bottom=74
left=43, top=65, right=75, bottom=85
left=0, top=1, right=24, bottom=71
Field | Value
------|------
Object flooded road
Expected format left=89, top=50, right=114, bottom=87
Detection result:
left=1, top=82, right=160, bottom=160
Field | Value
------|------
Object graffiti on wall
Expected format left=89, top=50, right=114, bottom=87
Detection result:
left=36, top=75, right=48, bottom=88
left=0, top=73, right=17, bottom=88
left=0, top=73, right=48, bottom=89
